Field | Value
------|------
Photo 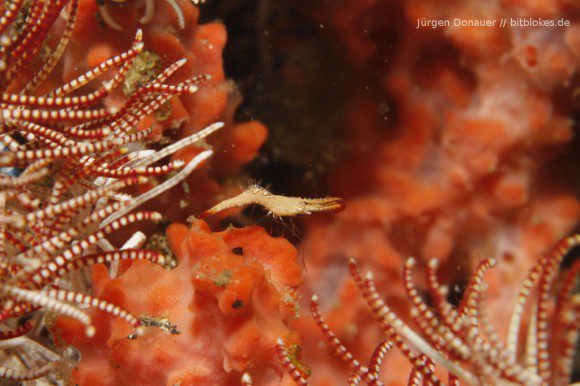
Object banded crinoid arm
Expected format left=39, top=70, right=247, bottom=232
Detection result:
left=24, top=0, right=79, bottom=94
left=0, top=28, right=144, bottom=139
left=129, top=121, right=224, bottom=168
left=7, top=234, right=159, bottom=291
left=312, top=235, right=578, bottom=386
left=534, top=235, right=580, bottom=381
left=101, top=149, right=215, bottom=227
left=241, top=339, right=311, bottom=385
left=406, top=356, right=426, bottom=386
left=0, top=0, right=227, bottom=382
left=0, top=49, right=139, bottom=144
left=13, top=202, right=127, bottom=261
left=0, top=166, right=50, bottom=188
left=423, top=259, right=537, bottom=385
left=1, top=1, right=70, bottom=85
left=108, top=81, right=201, bottom=134
left=0, top=361, right=56, bottom=382
left=2, top=177, right=146, bottom=227
left=70, top=59, right=208, bottom=137
left=0, top=104, right=109, bottom=124
left=0, top=132, right=221, bottom=345
left=0, top=0, right=232, bottom=380
left=349, top=261, right=445, bottom=385
left=0, top=285, right=150, bottom=338
left=402, top=258, right=470, bottom=360
left=97, top=122, right=224, bottom=228
left=12, top=211, right=165, bottom=278
left=0, top=285, right=95, bottom=337
left=24, top=237, right=169, bottom=287
left=275, top=338, right=310, bottom=386
left=0, top=0, right=25, bottom=37
left=4, top=121, right=73, bottom=147
left=95, top=57, right=189, bottom=128
left=0, top=135, right=124, bottom=167
left=93, top=159, right=186, bottom=178
left=46, top=30, right=144, bottom=98
left=309, top=294, right=386, bottom=385
left=108, top=65, right=211, bottom=135
left=366, top=341, right=391, bottom=383
left=0, top=320, right=33, bottom=340
left=363, top=258, right=539, bottom=385
left=0, top=338, right=78, bottom=381
left=48, top=149, right=130, bottom=206
left=504, top=236, right=580, bottom=381
left=98, top=0, right=207, bottom=31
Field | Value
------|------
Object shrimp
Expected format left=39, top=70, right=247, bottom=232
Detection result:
left=201, top=184, right=346, bottom=219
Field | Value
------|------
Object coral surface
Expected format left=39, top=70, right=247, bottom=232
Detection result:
left=55, top=220, right=304, bottom=385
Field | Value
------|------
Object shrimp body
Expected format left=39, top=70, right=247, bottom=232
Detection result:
left=201, top=185, right=346, bottom=218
